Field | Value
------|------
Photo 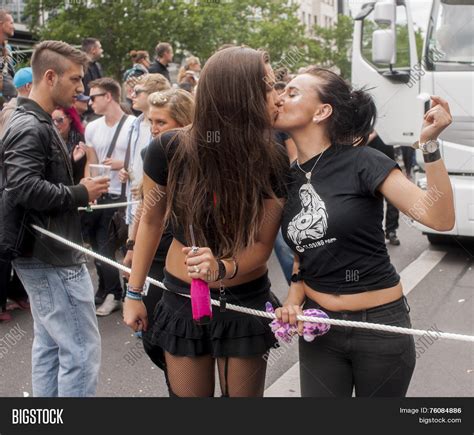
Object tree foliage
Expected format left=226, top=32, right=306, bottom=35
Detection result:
left=25, top=0, right=312, bottom=79
left=308, top=14, right=354, bottom=79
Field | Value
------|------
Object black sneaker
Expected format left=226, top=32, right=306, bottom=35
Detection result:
left=386, top=232, right=400, bottom=246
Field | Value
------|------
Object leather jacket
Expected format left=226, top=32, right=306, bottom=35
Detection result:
left=0, top=97, right=89, bottom=266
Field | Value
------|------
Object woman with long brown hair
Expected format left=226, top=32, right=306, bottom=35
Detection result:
left=123, top=46, right=288, bottom=397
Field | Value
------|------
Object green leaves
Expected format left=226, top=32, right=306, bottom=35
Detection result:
left=25, top=0, right=353, bottom=80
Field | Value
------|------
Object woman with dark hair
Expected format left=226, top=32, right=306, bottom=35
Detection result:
left=274, top=67, right=454, bottom=397
left=52, top=106, right=88, bottom=184
left=123, top=46, right=288, bottom=397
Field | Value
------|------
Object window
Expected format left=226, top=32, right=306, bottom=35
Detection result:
left=426, top=0, right=474, bottom=70
left=361, top=4, right=411, bottom=69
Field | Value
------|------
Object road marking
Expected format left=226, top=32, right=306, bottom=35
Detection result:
left=400, top=249, right=446, bottom=295
left=264, top=248, right=447, bottom=397
left=265, top=362, right=300, bottom=397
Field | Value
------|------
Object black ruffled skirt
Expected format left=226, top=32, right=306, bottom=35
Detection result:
left=143, top=269, right=280, bottom=371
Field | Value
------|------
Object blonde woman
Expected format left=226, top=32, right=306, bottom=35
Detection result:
left=177, top=56, right=201, bottom=84
left=119, top=74, right=171, bottom=230
left=123, top=88, right=195, bottom=337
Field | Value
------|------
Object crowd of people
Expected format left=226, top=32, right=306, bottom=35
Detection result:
left=0, top=8, right=455, bottom=398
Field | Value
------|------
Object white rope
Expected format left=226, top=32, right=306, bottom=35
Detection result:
left=78, top=201, right=140, bottom=211
left=31, top=224, right=474, bottom=343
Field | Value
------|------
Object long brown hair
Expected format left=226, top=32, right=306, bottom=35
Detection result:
left=165, top=46, right=287, bottom=258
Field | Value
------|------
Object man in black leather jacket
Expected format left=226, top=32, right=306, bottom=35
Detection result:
left=0, top=41, right=109, bottom=397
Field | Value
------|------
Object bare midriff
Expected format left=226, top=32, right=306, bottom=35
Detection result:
left=303, top=281, right=403, bottom=312
left=164, top=239, right=269, bottom=289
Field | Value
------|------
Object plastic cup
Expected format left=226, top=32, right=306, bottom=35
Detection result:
left=89, top=164, right=111, bottom=179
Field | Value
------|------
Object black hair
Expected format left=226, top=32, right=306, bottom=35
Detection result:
left=274, top=81, right=287, bottom=92
left=302, top=66, right=376, bottom=146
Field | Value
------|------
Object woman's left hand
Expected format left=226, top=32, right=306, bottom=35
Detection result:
left=182, top=246, right=219, bottom=282
left=419, top=96, right=452, bottom=143
left=72, top=141, right=87, bottom=162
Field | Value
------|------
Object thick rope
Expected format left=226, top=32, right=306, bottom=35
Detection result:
left=31, top=224, right=474, bottom=343
left=78, top=200, right=140, bottom=211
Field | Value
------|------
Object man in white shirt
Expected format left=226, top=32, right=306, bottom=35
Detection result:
left=85, top=77, right=135, bottom=316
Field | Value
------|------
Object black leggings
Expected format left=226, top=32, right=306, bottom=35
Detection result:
left=299, top=297, right=416, bottom=397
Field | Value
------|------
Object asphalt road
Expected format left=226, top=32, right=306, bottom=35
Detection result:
left=0, top=217, right=473, bottom=397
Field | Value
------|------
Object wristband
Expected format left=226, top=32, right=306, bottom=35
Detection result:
left=423, top=148, right=441, bottom=163
left=216, top=259, right=226, bottom=281
left=127, top=283, right=144, bottom=293
left=290, top=271, right=302, bottom=283
left=126, top=290, right=143, bottom=301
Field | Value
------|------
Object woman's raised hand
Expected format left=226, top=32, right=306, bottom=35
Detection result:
left=420, top=96, right=452, bottom=143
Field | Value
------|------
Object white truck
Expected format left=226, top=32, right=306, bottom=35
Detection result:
left=352, top=0, right=474, bottom=243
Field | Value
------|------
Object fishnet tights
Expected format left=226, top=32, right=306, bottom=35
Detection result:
left=164, top=352, right=268, bottom=397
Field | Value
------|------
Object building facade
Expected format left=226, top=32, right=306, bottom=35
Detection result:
left=293, top=0, right=339, bottom=33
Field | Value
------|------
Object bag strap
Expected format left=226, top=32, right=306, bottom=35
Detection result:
left=106, top=114, right=128, bottom=159
left=120, top=130, right=134, bottom=200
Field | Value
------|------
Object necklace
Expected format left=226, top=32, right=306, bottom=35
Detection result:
left=296, top=147, right=328, bottom=184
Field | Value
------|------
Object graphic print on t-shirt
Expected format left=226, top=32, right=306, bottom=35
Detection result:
left=287, top=183, right=329, bottom=252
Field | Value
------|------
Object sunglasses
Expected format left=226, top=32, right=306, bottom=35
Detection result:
left=89, top=93, right=107, bottom=102
left=52, top=116, right=66, bottom=125
left=132, top=89, right=147, bottom=97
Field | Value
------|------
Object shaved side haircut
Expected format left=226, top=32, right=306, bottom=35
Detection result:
left=30, top=40, right=90, bottom=84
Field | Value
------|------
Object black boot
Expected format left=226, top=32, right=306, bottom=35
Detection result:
left=386, top=231, right=400, bottom=246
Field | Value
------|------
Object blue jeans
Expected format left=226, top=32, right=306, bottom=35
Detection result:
left=13, top=257, right=101, bottom=397
left=274, top=228, right=294, bottom=285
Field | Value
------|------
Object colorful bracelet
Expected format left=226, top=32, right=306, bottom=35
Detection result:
left=127, top=283, right=144, bottom=293
left=126, top=290, right=143, bottom=301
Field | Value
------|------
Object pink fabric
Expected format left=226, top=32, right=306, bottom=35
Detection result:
left=266, top=302, right=331, bottom=343
left=190, top=279, right=213, bottom=323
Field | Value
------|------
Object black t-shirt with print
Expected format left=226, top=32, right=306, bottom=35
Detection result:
left=281, top=144, right=401, bottom=294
